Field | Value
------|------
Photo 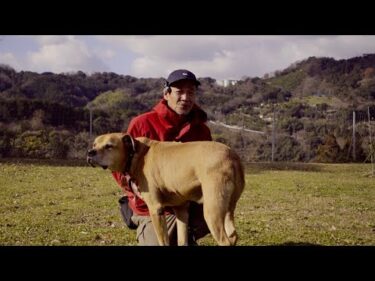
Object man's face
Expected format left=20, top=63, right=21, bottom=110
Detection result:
left=164, top=80, right=197, bottom=115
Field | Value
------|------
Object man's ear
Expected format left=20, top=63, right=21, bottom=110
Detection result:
left=163, top=86, right=171, bottom=99
left=122, top=134, right=135, bottom=152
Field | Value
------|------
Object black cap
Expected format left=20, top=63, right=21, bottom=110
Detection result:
left=165, top=69, right=200, bottom=87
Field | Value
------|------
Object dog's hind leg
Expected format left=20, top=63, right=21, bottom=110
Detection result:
left=172, top=203, right=190, bottom=246
left=224, top=183, right=243, bottom=245
left=224, top=158, right=245, bottom=245
left=224, top=186, right=242, bottom=245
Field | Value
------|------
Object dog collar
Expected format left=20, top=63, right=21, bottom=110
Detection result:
left=123, top=137, right=136, bottom=174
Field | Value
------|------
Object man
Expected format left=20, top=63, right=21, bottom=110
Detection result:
left=112, top=69, right=212, bottom=245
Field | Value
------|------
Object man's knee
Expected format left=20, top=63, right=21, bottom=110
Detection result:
left=133, top=213, right=177, bottom=246
left=119, top=199, right=209, bottom=245
left=136, top=218, right=160, bottom=246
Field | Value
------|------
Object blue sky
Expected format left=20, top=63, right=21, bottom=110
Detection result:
left=1, top=35, right=375, bottom=80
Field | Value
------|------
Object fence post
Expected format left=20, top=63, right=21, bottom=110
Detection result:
left=368, top=106, right=374, bottom=176
left=272, top=107, right=275, bottom=162
left=89, top=107, right=93, bottom=143
left=352, top=110, right=356, bottom=161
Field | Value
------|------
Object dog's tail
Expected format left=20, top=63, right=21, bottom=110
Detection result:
left=224, top=211, right=237, bottom=245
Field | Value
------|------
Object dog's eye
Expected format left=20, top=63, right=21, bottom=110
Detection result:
left=104, top=144, right=113, bottom=149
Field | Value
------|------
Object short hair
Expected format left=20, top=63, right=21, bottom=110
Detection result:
left=163, top=86, right=171, bottom=95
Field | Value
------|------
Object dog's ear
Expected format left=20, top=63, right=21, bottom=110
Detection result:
left=122, top=134, right=136, bottom=152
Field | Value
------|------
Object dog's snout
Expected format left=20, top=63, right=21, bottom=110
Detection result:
left=87, top=149, right=97, bottom=157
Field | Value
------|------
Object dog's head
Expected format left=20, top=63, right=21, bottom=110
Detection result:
left=87, top=133, right=135, bottom=172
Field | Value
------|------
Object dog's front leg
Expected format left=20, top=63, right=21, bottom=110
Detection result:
left=149, top=207, right=169, bottom=246
left=142, top=193, right=169, bottom=246
left=173, top=203, right=190, bottom=246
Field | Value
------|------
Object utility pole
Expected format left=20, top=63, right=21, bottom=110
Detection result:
left=352, top=110, right=356, bottom=161
left=241, top=110, right=245, bottom=159
left=89, top=107, right=93, bottom=143
left=272, top=106, right=275, bottom=162
left=368, top=106, right=374, bottom=176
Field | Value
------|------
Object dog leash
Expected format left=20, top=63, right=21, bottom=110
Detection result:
left=123, top=174, right=143, bottom=199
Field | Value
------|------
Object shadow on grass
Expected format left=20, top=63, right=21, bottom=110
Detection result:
left=0, top=158, right=88, bottom=167
left=245, top=162, right=323, bottom=174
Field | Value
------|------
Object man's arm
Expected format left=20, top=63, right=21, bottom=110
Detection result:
left=202, top=124, right=212, bottom=141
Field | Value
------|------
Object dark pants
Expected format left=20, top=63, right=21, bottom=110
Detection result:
left=119, top=197, right=210, bottom=246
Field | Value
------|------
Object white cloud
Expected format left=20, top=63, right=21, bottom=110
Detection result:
left=97, top=49, right=115, bottom=59
left=99, top=35, right=375, bottom=80
left=2, top=35, right=375, bottom=79
left=27, top=36, right=110, bottom=74
left=0, top=52, right=22, bottom=70
left=100, top=36, right=265, bottom=78
left=35, top=35, right=76, bottom=46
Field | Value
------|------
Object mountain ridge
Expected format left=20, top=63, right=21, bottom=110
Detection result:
left=1, top=53, right=374, bottom=162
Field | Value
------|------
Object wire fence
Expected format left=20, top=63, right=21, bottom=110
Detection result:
left=207, top=105, right=375, bottom=169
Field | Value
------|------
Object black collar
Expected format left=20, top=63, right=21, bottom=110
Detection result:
left=123, top=137, right=136, bottom=174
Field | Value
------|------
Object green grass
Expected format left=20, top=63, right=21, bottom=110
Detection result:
left=1, top=159, right=374, bottom=246
left=267, top=70, right=306, bottom=92
left=0, top=159, right=136, bottom=246
left=290, top=95, right=347, bottom=108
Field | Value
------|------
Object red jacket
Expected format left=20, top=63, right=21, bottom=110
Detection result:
left=112, top=99, right=212, bottom=215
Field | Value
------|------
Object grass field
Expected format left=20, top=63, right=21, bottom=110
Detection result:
left=1, top=159, right=374, bottom=246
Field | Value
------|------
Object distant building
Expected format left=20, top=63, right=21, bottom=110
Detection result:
left=216, top=79, right=239, bottom=87
left=263, top=72, right=276, bottom=79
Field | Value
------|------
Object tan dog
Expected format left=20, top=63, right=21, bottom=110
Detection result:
left=87, top=133, right=245, bottom=246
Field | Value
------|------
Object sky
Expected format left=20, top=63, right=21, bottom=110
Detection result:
left=0, top=35, right=375, bottom=81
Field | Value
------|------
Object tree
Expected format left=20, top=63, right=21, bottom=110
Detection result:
left=315, top=134, right=341, bottom=163
left=47, top=130, right=70, bottom=158
left=30, top=109, right=45, bottom=130
left=67, top=131, right=90, bottom=159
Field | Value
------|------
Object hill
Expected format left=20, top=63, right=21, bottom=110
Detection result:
left=1, top=54, right=375, bottom=162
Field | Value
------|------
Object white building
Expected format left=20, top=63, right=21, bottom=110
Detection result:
left=216, top=79, right=239, bottom=87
